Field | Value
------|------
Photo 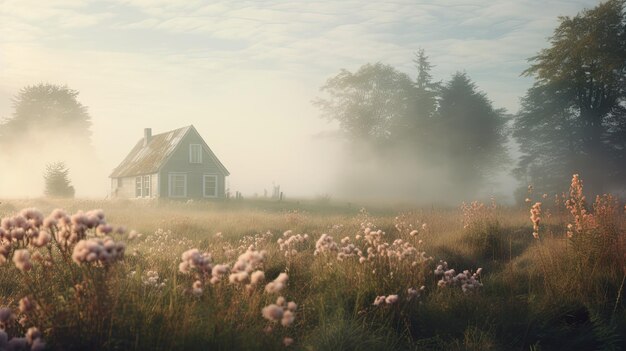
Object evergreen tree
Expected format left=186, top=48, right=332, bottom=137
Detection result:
left=44, top=162, right=75, bottom=198
left=437, top=72, right=509, bottom=197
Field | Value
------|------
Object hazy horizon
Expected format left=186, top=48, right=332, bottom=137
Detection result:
left=0, top=0, right=599, bottom=201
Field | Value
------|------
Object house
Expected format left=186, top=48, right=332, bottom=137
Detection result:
left=110, top=125, right=229, bottom=199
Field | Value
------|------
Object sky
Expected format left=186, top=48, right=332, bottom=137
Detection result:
left=0, top=0, right=600, bottom=199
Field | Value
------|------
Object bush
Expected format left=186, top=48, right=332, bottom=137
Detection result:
left=43, top=162, right=75, bottom=198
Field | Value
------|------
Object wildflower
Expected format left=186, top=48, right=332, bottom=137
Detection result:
left=262, top=304, right=283, bottom=322
left=276, top=296, right=286, bottom=306
left=72, top=238, right=125, bottom=265
left=530, top=202, right=541, bottom=239
left=0, top=307, right=13, bottom=324
left=192, top=280, right=203, bottom=296
left=250, top=270, right=265, bottom=286
left=212, top=264, right=229, bottom=277
left=33, top=230, right=51, bottom=248
left=7, top=337, right=27, bottom=350
left=283, top=337, right=294, bottom=346
left=229, top=271, right=249, bottom=284
left=265, top=273, right=288, bottom=294
left=128, top=230, right=142, bottom=240
left=231, top=248, right=266, bottom=275
left=287, top=301, right=297, bottom=312
left=373, top=296, right=386, bottom=306
left=281, top=310, right=295, bottom=327
left=179, top=249, right=212, bottom=274
left=19, top=297, right=33, bottom=313
left=13, top=249, right=32, bottom=272
left=25, top=327, right=42, bottom=345
left=32, top=338, right=46, bottom=351
left=385, top=295, right=398, bottom=304
left=96, top=224, right=113, bottom=235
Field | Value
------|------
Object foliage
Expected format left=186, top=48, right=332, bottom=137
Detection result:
left=513, top=0, right=626, bottom=196
left=436, top=72, right=509, bottom=196
left=0, top=176, right=624, bottom=350
left=44, top=162, right=75, bottom=198
left=314, top=55, right=509, bottom=199
left=0, top=84, right=92, bottom=148
left=313, top=62, right=415, bottom=146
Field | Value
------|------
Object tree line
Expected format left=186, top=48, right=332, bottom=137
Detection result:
left=314, top=0, right=626, bottom=201
left=1, top=1, right=623, bottom=201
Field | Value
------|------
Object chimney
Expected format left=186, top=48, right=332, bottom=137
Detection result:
left=144, top=128, right=152, bottom=147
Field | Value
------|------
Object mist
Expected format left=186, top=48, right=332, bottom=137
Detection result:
left=0, top=124, right=106, bottom=198
left=0, top=0, right=611, bottom=203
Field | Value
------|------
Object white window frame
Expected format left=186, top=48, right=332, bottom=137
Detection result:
left=189, top=144, right=202, bottom=164
left=143, top=175, right=151, bottom=197
left=203, top=174, right=218, bottom=198
left=135, top=175, right=152, bottom=198
left=168, top=173, right=187, bottom=198
left=135, top=177, right=142, bottom=197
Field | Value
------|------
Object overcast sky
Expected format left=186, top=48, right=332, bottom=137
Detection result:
left=0, top=0, right=599, bottom=198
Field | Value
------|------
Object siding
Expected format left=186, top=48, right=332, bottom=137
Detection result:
left=111, top=173, right=159, bottom=199
left=159, top=129, right=226, bottom=199
left=111, top=177, right=135, bottom=198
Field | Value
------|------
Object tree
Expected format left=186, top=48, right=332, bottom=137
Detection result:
left=513, top=0, right=626, bottom=196
left=0, top=83, right=92, bottom=148
left=436, top=72, right=509, bottom=196
left=404, top=49, right=441, bottom=158
left=414, top=49, right=440, bottom=120
left=44, top=162, right=75, bottom=198
left=313, top=62, right=415, bottom=147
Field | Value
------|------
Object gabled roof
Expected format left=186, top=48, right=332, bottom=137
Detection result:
left=110, top=125, right=229, bottom=178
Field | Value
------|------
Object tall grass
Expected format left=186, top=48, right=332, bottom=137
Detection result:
left=0, top=175, right=624, bottom=350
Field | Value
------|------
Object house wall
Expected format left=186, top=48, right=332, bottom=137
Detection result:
left=159, top=129, right=226, bottom=199
left=111, top=177, right=134, bottom=198
left=111, top=173, right=159, bottom=199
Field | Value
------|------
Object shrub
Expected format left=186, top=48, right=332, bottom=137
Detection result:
left=43, top=162, right=75, bottom=198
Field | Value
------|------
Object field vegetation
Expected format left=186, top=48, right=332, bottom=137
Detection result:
left=0, top=174, right=624, bottom=350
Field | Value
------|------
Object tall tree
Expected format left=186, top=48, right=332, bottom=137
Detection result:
left=313, top=62, right=415, bottom=148
left=0, top=83, right=92, bottom=148
left=405, top=49, right=441, bottom=157
left=437, top=72, right=509, bottom=196
left=414, top=49, right=440, bottom=120
left=514, top=0, right=626, bottom=196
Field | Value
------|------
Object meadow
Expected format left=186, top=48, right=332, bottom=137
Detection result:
left=0, top=175, right=624, bottom=351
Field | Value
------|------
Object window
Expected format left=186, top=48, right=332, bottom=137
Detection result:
left=135, top=175, right=151, bottom=197
left=169, top=173, right=187, bottom=197
left=203, top=175, right=218, bottom=197
left=135, top=177, right=142, bottom=197
left=189, top=144, right=202, bottom=163
left=117, top=178, right=123, bottom=188
left=143, top=175, right=151, bottom=197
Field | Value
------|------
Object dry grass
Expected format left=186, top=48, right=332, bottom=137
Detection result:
left=0, top=176, right=624, bottom=350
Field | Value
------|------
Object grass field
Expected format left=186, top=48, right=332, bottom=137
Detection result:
left=0, top=177, right=624, bottom=350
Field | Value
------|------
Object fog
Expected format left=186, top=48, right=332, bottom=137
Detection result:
left=0, top=0, right=599, bottom=203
